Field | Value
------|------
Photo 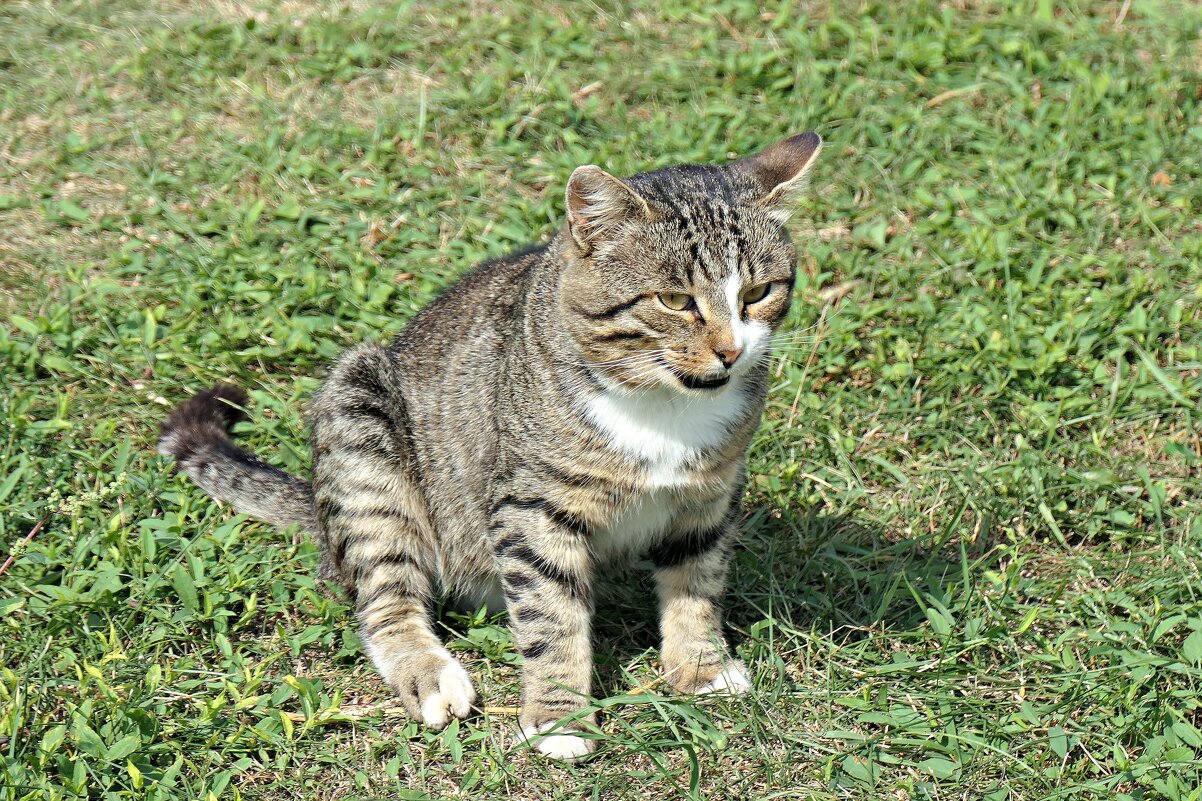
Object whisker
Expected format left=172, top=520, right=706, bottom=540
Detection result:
left=769, top=331, right=826, bottom=341
left=581, top=349, right=670, bottom=369
left=772, top=316, right=835, bottom=338
left=619, top=360, right=673, bottom=390
left=623, top=364, right=667, bottom=385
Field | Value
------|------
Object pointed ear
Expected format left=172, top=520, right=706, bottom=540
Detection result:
left=738, top=132, right=823, bottom=215
left=565, top=165, right=652, bottom=250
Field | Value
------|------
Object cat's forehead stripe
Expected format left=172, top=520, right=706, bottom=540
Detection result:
left=642, top=182, right=756, bottom=286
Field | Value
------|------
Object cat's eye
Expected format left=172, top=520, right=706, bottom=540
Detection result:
left=658, top=292, right=695, bottom=312
left=742, top=283, right=771, bottom=304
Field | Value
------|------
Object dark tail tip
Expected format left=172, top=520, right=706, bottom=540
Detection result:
left=158, top=384, right=249, bottom=461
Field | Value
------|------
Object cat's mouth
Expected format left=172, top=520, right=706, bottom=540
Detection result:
left=678, top=373, right=730, bottom=391
left=652, top=356, right=731, bottom=391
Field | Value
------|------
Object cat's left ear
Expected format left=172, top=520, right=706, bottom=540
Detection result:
left=565, top=166, right=653, bottom=251
left=737, top=132, right=823, bottom=216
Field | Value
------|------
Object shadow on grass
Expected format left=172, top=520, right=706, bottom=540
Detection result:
left=590, top=502, right=998, bottom=696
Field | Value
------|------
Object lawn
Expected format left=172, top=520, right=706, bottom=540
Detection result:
left=2, top=0, right=1201, bottom=798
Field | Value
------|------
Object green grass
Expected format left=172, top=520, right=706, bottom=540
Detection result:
left=2, top=0, right=1201, bottom=798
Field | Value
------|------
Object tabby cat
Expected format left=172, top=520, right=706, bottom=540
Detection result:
left=159, top=132, right=822, bottom=760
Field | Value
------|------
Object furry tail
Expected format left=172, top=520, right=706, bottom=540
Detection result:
left=158, top=385, right=316, bottom=531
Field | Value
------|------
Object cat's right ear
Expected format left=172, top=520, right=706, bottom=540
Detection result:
left=738, top=132, right=823, bottom=218
left=565, top=166, right=652, bottom=251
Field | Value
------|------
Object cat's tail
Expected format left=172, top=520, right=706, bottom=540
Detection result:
left=158, top=385, right=317, bottom=532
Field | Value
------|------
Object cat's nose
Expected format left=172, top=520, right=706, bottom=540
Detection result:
left=714, top=345, right=743, bottom=369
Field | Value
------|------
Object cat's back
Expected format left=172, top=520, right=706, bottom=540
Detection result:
left=385, top=243, right=549, bottom=489
left=394, top=241, right=545, bottom=360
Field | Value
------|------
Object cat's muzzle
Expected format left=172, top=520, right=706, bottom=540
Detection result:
left=678, top=372, right=731, bottom=390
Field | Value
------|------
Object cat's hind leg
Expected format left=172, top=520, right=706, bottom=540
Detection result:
left=354, top=559, right=476, bottom=727
left=312, top=345, right=476, bottom=727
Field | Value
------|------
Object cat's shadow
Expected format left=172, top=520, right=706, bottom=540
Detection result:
left=590, top=503, right=990, bottom=696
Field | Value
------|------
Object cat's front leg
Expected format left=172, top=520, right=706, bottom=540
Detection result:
left=491, top=498, right=596, bottom=761
left=651, top=505, right=750, bottom=695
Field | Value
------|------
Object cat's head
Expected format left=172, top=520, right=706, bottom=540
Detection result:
left=559, top=132, right=822, bottom=395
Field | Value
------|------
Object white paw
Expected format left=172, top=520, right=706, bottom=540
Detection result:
left=521, top=721, right=595, bottom=761
left=696, top=663, right=752, bottom=695
left=418, top=656, right=477, bottom=728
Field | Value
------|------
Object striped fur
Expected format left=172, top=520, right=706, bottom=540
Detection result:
left=159, top=133, right=822, bottom=760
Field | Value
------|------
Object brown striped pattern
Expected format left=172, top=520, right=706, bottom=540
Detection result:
left=158, top=133, right=823, bottom=759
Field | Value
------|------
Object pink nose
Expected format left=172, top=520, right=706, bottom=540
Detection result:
left=715, top=346, right=743, bottom=368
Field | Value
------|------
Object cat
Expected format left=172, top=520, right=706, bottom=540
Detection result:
left=158, top=131, right=822, bottom=760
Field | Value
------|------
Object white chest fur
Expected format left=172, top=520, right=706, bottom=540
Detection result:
left=583, top=383, right=749, bottom=487
left=591, top=489, right=679, bottom=559
left=583, top=382, right=750, bottom=556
